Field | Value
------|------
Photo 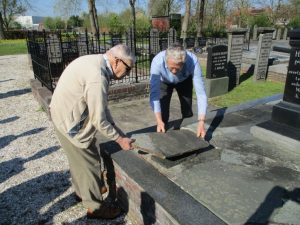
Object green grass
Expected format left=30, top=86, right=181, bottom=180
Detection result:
left=0, top=39, right=28, bottom=56
left=208, top=75, right=284, bottom=107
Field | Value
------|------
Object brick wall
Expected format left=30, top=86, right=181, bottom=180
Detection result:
left=108, top=81, right=150, bottom=103
left=114, top=162, right=180, bottom=225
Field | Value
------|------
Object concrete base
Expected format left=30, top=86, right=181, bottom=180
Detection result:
left=250, top=120, right=300, bottom=155
left=205, top=77, right=229, bottom=98
left=272, top=101, right=300, bottom=129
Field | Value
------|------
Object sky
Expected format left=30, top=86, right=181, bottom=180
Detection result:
left=25, top=0, right=147, bottom=17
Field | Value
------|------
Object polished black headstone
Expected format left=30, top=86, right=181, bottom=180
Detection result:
left=206, top=45, right=228, bottom=79
left=272, top=28, right=300, bottom=129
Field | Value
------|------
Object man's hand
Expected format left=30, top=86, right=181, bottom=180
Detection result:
left=116, top=137, right=135, bottom=150
left=197, top=120, right=206, bottom=138
left=157, top=120, right=166, bottom=133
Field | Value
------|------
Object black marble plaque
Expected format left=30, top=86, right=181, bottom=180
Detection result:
left=206, top=45, right=228, bottom=79
left=283, top=47, right=300, bottom=105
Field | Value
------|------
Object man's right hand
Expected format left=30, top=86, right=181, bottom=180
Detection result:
left=116, top=137, right=135, bottom=150
left=157, top=121, right=165, bottom=133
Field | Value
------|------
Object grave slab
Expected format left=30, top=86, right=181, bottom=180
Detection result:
left=131, top=129, right=209, bottom=159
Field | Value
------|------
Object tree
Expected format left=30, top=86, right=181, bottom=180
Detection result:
left=67, top=15, right=83, bottom=28
left=44, top=17, right=65, bottom=30
left=181, top=0, right=191, bottom=43
left=0, top=0, right=30, bottom=39
left=88, top=0, right=99, bottom=36
left=195, top=0, right=205, bottom=39
left=148, top=0, right=181, bottom=16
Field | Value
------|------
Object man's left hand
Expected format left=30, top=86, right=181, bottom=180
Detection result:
left=197, top=120, right=206, bottom=138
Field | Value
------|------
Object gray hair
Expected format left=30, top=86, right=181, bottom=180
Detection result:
left=166, top=43, right=186, bottom=63
left=107, top=44, right=136, bottom=63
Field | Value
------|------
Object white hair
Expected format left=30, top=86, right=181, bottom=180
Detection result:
left=166, top=43, right=186, bottom=63
left=107, top=44, right=136, bottom=64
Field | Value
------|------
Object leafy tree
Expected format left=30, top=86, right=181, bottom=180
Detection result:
left=288, top=15, right=300, bottom=28
left=249, top=13, right=272, bottom=27
left=0, top=0, right=30, bottom=39
left=107, top=13, right=124, bottom=33
left=67, top=15, right=83, bottom=28
left=148, top=0, right=182, bottom=16
left=44, top=17, right=65, bottom=30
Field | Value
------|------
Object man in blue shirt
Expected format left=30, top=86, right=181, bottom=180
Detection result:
left=150, top=43, right=207, bottom=138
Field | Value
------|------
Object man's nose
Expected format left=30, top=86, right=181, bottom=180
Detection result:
left=171, top=68, right=178, bottom=74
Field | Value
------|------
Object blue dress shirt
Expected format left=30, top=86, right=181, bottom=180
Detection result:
left=150, top=50, right=207, bottom=116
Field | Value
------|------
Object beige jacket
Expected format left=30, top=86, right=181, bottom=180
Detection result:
left=50, top=54, right=120, bottom=148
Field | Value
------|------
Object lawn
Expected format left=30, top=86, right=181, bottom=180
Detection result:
left=208, top=74, right=285, bottom=107
left=0, top=39, right=28, bottom=56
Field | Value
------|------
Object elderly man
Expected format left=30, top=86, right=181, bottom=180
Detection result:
left=50, top=44, right=135, bottom=219
left=150, top=43, right=207, bottom=138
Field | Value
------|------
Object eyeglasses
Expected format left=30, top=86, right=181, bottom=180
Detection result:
left=119, top=58, right=132, bottom=72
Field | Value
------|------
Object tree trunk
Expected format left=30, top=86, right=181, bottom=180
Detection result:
left=88, top=0, right=99, bottom=37
left=181, top=0, right=191, bottom=48
left=0, top=12, right=5, bottom=39
left=195, top=0, right=205, bottom=40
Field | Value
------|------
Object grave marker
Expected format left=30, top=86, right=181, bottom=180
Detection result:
left=253, top=28, right=274, bottom=81
left=227, top=29, right=247, bottom=90
left=205, top=45, right=229, bottom=97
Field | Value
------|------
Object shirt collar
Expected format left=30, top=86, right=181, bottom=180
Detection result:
left=103, top=54, right=113, bottom=78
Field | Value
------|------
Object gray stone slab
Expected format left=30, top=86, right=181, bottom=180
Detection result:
left=131, top=129, right=209, bottom=159
left=205, top=76, right=229, bottom=98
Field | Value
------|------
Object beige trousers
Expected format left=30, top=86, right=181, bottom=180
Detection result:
left=54, top=127, right=105, bottom=210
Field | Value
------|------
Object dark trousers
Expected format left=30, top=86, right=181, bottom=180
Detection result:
left=160, top=76, right=193, bottom=125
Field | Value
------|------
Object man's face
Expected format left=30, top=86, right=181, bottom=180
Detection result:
left=112, top=57, right=133, bottom=80
left=166, top=58, right=184, bottom=75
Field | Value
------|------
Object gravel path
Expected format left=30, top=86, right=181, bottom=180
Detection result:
left=0, top=55, right=132, bottom=225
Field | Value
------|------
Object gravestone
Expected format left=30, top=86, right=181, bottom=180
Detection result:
left=253, top=25, right=258, bottom=40
left=168, top=28, right=177, bottom=47
left=77, top=33, right=88, bottom=56
left=283, top=28, right=288, bottom=40
left=198, top=37, right=207, bottom=48
left=272, top=28, right=300, bottom=129
left=273, top=30, right=276, bottom=40
left=253, top=28, right=274, bottom=81
left=46, top=34, right=62, bottom=63
left=111, top=34, right=122, bottom=46
left=251, top=28, right=300, bottom=153
left=276, top=28, right=282, bottom=40
left=46, top=34, right=63, bottom=78
left=185, top=37, right=195, bottom=48
left=160, top=38, right=168, bottom=51
left=227, top=29, right=247, bottom=90
left=150, top=28, right=160, bottom=56
left=126, top=28, right=135, bottom=52
left=205, top=45, right=229, bottom=97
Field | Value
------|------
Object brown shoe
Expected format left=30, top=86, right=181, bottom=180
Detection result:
left=87, top=203, right=121, bottom=219
left=74, top=187, right=107, bottom=202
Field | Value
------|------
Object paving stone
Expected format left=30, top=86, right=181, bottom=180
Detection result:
left=131, top=129, right=209, bottom=159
